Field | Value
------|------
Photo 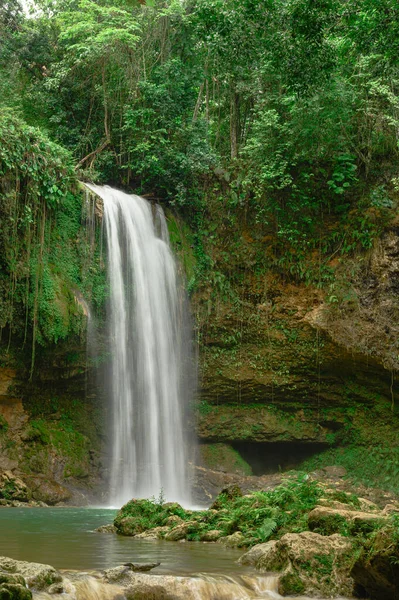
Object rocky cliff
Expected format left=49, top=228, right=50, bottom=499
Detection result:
left=184, top=203, right=399, bottom=489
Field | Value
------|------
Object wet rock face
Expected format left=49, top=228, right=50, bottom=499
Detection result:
left=24, top=476, right=71, bottom=505
left=0, top=334, right=107, bottom=507
left=193, top=225, right=399, bottom=451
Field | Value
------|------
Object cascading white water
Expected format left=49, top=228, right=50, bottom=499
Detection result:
left=85, top=184, right=193, bottom=507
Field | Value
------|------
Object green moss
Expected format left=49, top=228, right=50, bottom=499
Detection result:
left=279, top=573, right=305, bottom=595
left=21, top=413, right=92, bottom=479
left=0, top=415, right=8, bottom=432
left=166, top=210, right=196, bottom=282
left=200, top=443, right=252, bottom=476
left=301, top=444, right=399, bottom=495
left=0, top=113, right=107, bottom=371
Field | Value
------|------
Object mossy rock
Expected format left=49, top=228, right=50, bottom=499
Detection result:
left=252, top=532, right=355, bottom=598
left=308, top=506, right=387, bottom=537
left=117, top=517, right=144, bottom=536
left=210, top=484, right=243, bottom=510
left=351, top=525, right=399, bottom=600
left=0, top=584, right=32, bottom=600
left=199, top=443, right=252, bottom=476
left=0, top=576, right=26, bottom=587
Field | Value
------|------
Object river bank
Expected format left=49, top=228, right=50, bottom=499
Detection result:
left=1, top=470, right=398, bottom=599
left=109, top=475, right=399, bottom=599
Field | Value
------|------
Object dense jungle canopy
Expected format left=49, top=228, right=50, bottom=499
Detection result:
left=2, top=0, right=399, bottom=232
left=2, top=0, right=399, bottom=374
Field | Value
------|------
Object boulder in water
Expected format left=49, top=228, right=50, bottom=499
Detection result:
left=218, top=531, right=245, bottom=548
left=0, top=573, right=32, bottom=600
left=200, top=530, right=222, bottom=542
left=0, top=557, right=62, bottom=592
left=134, top=526, right=169, bottom=540
left=123, top=563, right=161, bottom=573
left=238, top=541, right=276, bottom=566
left=239, top=532, right=355, bottom=598
left=0, top=583, right=32, bottom=600
left=164, top=522, right=198, bottom=542
left=125, top=584, right=177, bottom=600
left=95, top=524, right=117, bottom=534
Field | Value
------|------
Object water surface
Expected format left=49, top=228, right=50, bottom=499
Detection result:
left=0, top=508, right=244, bottom=574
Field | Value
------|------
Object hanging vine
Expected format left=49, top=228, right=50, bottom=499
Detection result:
left=0, top=113, right=106, bottom=376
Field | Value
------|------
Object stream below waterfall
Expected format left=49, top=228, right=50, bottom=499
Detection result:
left=0, top=508, right=351, bottom=600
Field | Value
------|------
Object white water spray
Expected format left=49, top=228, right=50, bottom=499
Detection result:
left=85, top=184, right=193, bottom=507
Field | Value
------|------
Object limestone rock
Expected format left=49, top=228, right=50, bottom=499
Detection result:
left=125, top=583, right=177, bottom=600
left=254, top=532, right=355, bottom=598
left=0, top=575, right=26, bottom=587
left=0, top=557, right=62, bottom=592
left=382, top=503, right=399, bottom=515
left=46, top=583, right=65, bottom=594
left=0, top=582, right=32, bottom=600
left=103, top=566, right=131, bottom=585
left=115, top=517, right=139, bottom=536
left=165, top=515, right=183, bottom=527
left=351, top=526, right=399, bottom=600
left=0, top=472, right=30, bottom=503
left=24, top=476, right=71, bottom=506
left=218, top=532, right=245, bottom=548
left=165, top=522, right=197, bottom=542
left=162, top=503, right=183, bottom=512
left=308, top=505, right=387, bottom=535
left=134, top=527, right=168, bottom=540
left=210, top=484, right=242, bottom=510
left=238, top=541, right=277, bottom=567
left=358, top=498, right=379, bottom=512
left=200, top=530, right=222, bottom=542
left=123, top=563, right=161, bottom=573
left=95, top=524, right=117, bottom=534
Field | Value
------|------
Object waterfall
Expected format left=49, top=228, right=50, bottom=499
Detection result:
left=85, top=184, right=193, bottom=507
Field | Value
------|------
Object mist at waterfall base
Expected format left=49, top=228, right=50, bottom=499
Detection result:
left=86, top=184, right=194, bottom=508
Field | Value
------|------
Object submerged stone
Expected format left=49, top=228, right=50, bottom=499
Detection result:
left=95, top=524, right=117, bottom=534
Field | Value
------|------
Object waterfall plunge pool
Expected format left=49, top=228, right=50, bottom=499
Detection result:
left=0, top=507, right=245, bottom=574
left=0, top=507, right=352, bottom=600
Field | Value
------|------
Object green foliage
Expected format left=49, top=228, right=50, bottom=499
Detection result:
left=302, top=445, right=399, bottom=495
left=114, top=475, right=325, bottom=545
left=0, top=113, right=106, bottom=373
left=279, top=573, right=305, bottom=595
left=0, top=416, right=8, bottom=433
left=1, top=0, right=397, bottom=283
left=0, top=480, right=17, bottom=501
